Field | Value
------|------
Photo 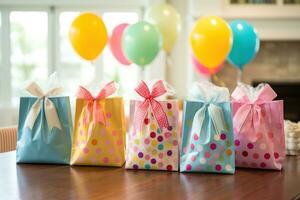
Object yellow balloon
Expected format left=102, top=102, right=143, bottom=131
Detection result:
left=145, top=3, right=181, bottom=53
left=69, top=13, right=108, bottom=61
left=190, top=16, right=232, bottom=68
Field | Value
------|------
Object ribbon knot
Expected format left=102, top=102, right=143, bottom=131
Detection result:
left=76, top=81, right=116, bottom=125
left=146, top=96, right=154, bottom=100
left=24, top=82, right=63, bottom=131
left=134, top=80, right=170, bottom=132
left=232, top=83, right=277, bottom=142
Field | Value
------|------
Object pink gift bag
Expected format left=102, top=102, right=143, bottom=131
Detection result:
left=232, top=83, right=285, bottom=170
left=125, top=80, right=179, bottom=171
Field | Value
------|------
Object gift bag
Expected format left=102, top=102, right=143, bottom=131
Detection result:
left=125, top=80, right=179, bottom=171
left=180, top=81, right=235, bottom=174
left=232, top=83, right=285, bottom=170
left=16, top=82, right=72, bottom=164
left=71, top=81, right=126, bottom=166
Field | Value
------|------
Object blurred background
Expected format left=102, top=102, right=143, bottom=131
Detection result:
left=0, top=0, right=299, bottom=126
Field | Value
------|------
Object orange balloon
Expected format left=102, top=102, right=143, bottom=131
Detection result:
left=69, top=13, right=108, bottom=61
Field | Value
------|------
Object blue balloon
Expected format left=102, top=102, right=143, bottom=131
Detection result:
left=227, top=20, right=260, bottom=70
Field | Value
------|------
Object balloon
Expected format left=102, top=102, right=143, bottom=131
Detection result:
left=122, top=21, right=162, bottom=67
left=109, top=23, right=131, bottom=65
left=69, top=13, right=108, bottom=61
left=145, top=3, right=181, bottom=53
left=190, top=16, right=232, bottom=69
left=228, top=20, right=260, bottom=70
left=192, top=55, right=223, bottom=76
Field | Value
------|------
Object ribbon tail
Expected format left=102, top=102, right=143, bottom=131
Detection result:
left=93, top=101, right=106, bottom=125
left=151, top=100, right=169, bottom=132
left=251, top=105, right=263, bottom=143
left=208, top=104, right=227, bottom=135
left=24, top=99, right=42, bottom=129
left=134, top=100, right=150, bottom=131
left=234, top=104, right=259, bottom=142
left=44, top=98, right=62, bottom=131
left=233, top=104, right=252, bottom=134
left=191, top=105, right=209, bottom=145
left=81, top=103, right=90, bottom=125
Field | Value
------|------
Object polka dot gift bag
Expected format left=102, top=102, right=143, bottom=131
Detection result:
left=125, top=80, right=179, bottom=171
left=71, top=81, right=126, bottom=166
left=232, top=83, right=285, bottom=170
left=180, top=81, right=235, bottom=174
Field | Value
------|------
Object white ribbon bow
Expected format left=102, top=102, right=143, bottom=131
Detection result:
left=189, top=81, right=229, bottom=144
left=24, top=82, right=63, bottom=131
left=191, top=102, right=227, bottom=144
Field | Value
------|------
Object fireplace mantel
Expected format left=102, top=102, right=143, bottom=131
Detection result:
left=189, top=0, right=300, bottom=41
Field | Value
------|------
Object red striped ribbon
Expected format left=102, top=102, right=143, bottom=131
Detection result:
left=77, top=81, right=116, bottom=125
left=134, top=80, right=169, bottom=132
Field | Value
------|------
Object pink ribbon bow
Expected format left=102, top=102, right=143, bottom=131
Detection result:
left=134, top=80, right=170, bottom=132
left=76, top=81, right=116, bottom=125
left=232, top=84, right=277, bottom=142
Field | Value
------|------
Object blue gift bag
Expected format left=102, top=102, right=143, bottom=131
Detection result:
left=180, top=81, right=235, bottom=174
left=16, top=82, right=72, bottom=164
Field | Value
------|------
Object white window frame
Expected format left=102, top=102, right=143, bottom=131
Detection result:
left=0, top=9, right=11, bottom=106
left=0, top=0, right=167, bottom=108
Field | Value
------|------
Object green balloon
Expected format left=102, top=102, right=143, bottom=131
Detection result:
left=122, top=21, right=162, bottom=67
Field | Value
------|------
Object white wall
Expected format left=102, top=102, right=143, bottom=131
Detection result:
left=167, top=0, right=188, bottom=98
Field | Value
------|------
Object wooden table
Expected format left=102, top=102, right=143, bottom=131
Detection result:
left=1, top=152, right=300, bottom=200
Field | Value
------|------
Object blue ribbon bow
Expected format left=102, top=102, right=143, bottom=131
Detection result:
left=191, top=102, right=227, bottom=144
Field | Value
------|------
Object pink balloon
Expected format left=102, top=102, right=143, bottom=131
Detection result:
left=109, top=23, right=131, bottom=65
left=192, top=55, right=223, bottom=76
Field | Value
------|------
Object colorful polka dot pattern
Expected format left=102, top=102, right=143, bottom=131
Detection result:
left=71, top=98, right=126, bottom=166
left=180, top=101, right=235, bottom=174
left=126, top=100, right=179, bottom=171
left=232, top=102, right=285, bottom=170
left=234, top=130, right=285, bottom=170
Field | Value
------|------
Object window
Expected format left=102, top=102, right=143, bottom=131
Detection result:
left=102, top=12, right=139, bottom=98
left=10, top=11, right=48, bottom=98
left=0, top=5, right=147, bottom=107
left=0, top=12, right=2, bottom=64
left=58, top=11, right=94, bottom=95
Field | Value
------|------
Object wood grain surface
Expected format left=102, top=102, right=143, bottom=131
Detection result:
left=0, top=152, right=299, bottom=200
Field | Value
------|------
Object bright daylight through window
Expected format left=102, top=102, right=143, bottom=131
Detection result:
left=0, top=9, right=140, bottom=105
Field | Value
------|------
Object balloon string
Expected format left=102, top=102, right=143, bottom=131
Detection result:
left=88, top=60, right=96, bottom=86
left=139, top=65, right=146, bottom=81
left=237, top=70, right=242, bottom=83
left=212, top=74, right=226, bottom=87
left=165, top=52, right=172, bottom=82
